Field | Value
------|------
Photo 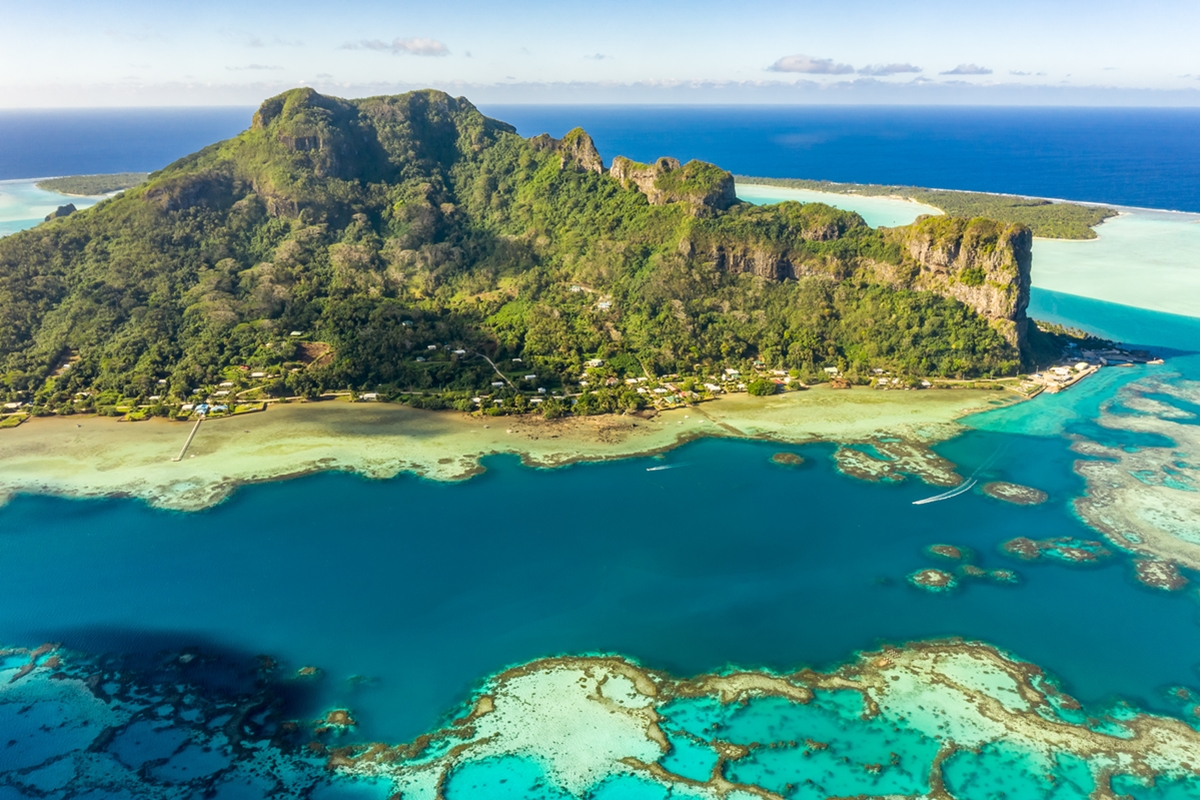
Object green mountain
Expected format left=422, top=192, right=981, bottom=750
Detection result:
left=0, top=88, right=1037, bottom=415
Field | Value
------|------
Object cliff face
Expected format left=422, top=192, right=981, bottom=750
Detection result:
left=610, top=156, right=736, bottom=216
left=885, top=217, right=1032, bottom=349
left=689, top=204, right=1031, bottom=353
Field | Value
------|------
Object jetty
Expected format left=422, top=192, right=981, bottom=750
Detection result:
left=172, top=415, right=204, bottom=462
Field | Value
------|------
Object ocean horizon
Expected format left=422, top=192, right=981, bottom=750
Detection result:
left=3, top=104, right=1200, bottom=211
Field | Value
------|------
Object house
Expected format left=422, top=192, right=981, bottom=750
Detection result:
left=524, top=374, right=537, bottom=380
left=214, top=390, right=230, bottom=397
left=1074, top=362, right=1090, bottom=371
left=512, top=358, right=523, bottom=363
left=360, top=393, right=379, bottom=401
left=704, top=383, right=722, bottom=393
left=537, top=387, right=547, bottom=394
left=416, top=357, right=426, bottom=362
left=823, top=367, right=840, bottom=376
left=454, top=349, right=466, bottom=355
left=250, top=371, right=266, bottom=378
left=158, top=379, right=168, bottom=385
left=596, top=301, right=612, bottom=310
left=2, top=402, right=22, bottom=410
left=724, top=368, right=739, bottom=377
left=530, top=397, right=544, bottom=404
left=149, top=395, right=162, bottom=401
left=586, top=359, right=604, bottom=367
left=290, top=331, right=303, bottom=337
left=181, top=403, right=195, bottom=411
left=427, top=344, right=438, bottom=350
left=492, top=381, right=505, bottom=387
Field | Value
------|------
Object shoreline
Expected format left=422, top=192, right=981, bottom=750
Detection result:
left=0, top=386, right=1019, bottom=512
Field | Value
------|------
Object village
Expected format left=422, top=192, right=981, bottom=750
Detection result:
left=0, top=328, right=1164, bottom=429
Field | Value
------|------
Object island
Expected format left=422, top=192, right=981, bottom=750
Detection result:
left=0, top=88, right=1134, bottom=509
left=735, top=176, right=1118, bottom=239
left=1, top=88, right=1066, bottom=422
left=34, top=171, right=149, bottom=196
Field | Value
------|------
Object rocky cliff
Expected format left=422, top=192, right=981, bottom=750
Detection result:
left=610, top=156, right=736, bottom=216
left=882, top=217, right=1032, bottom=349
left=688, top=204, right=1032, bottom=352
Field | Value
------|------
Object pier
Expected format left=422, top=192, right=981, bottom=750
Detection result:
left=172, top=415, right=204, bottom=462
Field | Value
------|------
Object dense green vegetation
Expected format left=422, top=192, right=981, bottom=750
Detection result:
left=736, top=176, right=1117, bottom=239
left=36, top=172, right=149, bottom=196
left=0, top=89, right=1027, bottom=417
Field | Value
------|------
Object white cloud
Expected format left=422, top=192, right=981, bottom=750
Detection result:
left=226, top=64, right=283, bottom=71
left=857, top=63, right=922, bottom=76
left=941, top=64, right=992, bottom=75
left=341, top=37, right=449, bottom=57
left=768, top=54, right=854, bottom=75
left=585, top=53, right=611, bottom=61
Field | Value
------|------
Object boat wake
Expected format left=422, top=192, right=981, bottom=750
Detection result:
left=912, top=443, right=1007, bottom=505
left=912, top=479, right=977, bottom=505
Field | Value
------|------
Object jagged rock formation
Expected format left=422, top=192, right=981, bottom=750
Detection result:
left=43, top=203, right=76, bottom=222
left=610, top=156, right=736, bottom=216
left=530, top=128, right=604, bottom=174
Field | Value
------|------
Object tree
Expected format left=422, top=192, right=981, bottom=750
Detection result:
left=747, top=378, right=778, bottom=396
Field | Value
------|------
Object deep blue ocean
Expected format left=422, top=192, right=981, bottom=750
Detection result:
left=2, top=104, right=1200, bottom=798
left=3, top=106, right=1200, bottom=211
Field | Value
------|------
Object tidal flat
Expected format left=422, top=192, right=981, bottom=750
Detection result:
left=0, top=386, right=1015, bottom=511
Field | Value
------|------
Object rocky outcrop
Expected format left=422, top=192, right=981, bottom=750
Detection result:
left=43, top=204, right=76, bottom=222
left=530, top=128, right=604, bottom=174
left=610, top=156, right=736, bottom=216
left=881, top=217, right=1032, bottom=349
left=144, top=170, right=236, bottom=213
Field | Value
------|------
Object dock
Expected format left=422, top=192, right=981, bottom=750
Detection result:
left=172, top=415, right=204, bottom=462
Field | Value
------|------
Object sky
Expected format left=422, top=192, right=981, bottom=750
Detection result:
left=1, top=0, right=1198, bottom=106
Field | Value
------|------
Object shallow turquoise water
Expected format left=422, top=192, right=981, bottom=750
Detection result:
left=737, top=183, right=937, bottom=228
left=0, top=179, right=105, bottom=237
left=1034, top=208, right=1200, bottom=319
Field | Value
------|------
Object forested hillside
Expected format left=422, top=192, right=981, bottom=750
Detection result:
left=0, top=89, right=1033, bottom=416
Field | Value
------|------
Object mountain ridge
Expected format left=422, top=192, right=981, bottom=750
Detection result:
left=0, top=88, right=1038, bottom=416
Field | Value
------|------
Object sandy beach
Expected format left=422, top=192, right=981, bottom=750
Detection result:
left=0, top=387, right=1016, bottom=511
